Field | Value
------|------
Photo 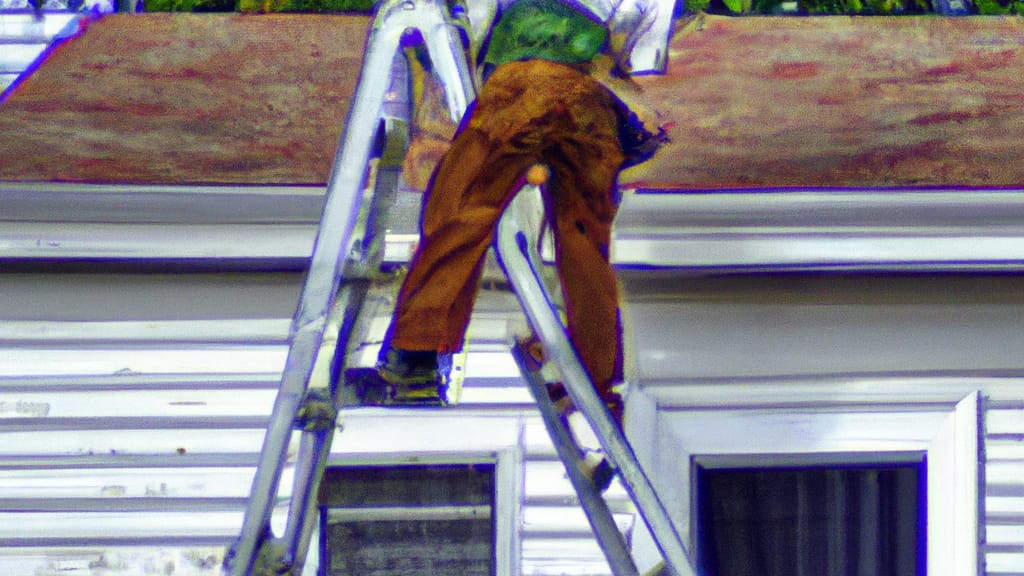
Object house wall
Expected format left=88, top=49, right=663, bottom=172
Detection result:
left=621, top=271, right=1024, bottom=576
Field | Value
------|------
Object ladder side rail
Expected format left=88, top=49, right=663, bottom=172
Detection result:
left=276, top=3, right=478, bottom=570
left=494, top=184, right=700, bottom=576
left=228, top=2, right=477, bottom=573
left=280, top=280, right=368, bottom=573
left=510, top=342, right=641, bottom=576
left=283, top=428, right=332, bottom=571
left=422, top=4, right=476, bottom=124
left=540, top=0, right=674, bottom=74
left=226, top=9, right=404, bottom=576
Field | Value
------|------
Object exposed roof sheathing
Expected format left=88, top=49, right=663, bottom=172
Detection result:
left=0, top=13, right=1022, bottom=189
left=625, top=15, right=1024, bottom=190
left=0, top=13, right=369, bottom=184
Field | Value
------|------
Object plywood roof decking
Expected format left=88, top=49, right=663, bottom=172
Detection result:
left=625, top=15, right=1024, bottom=190
left=0, top=13, right=370, bottom=185
left=1, top=13, right=1022, bottom=188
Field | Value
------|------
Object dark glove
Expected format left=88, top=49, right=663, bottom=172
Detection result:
left=617, top=110, right=670, bottom=168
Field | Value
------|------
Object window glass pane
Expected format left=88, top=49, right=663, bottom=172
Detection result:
left=697, top=464, right=923, bottom=576
left=324, top=518, right=493, bottom=576
left=318, top=464, right=495, bottom=576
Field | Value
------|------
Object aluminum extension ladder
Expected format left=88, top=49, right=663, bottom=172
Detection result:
left=494, top=183, right=700, bottom=576
left=223, top=1, right=476, bottom=573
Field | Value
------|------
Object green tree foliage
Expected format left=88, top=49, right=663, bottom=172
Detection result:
left=973, top=0, right=1024, bottom=13
left=283, top=0, right=374, bottom=12
left=696, top=0, right=936, bottom=13
left=145, top=0, right=373, bottom=12
left=146, top=0, right=234, bottom=11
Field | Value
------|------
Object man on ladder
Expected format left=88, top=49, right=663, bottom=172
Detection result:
left=355, top=0, right=668, bottom=487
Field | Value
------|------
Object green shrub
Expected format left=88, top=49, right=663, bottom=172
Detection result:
left=146, top=0, right=234, bottom=11
left=974, top=0, right=1024, bottom=13
left=146, top=0, right=373, bottom=11
left=275, top=0, right=374, bottom=12
left=690, top=0, right=932, bottom=13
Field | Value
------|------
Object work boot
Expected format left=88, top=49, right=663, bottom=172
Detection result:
left=376, top=348, right=439, bottom=385
left=373, top=347, right=450, bottom=405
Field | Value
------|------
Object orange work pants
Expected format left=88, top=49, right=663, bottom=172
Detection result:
left=385, top=59, right=627, bottom=417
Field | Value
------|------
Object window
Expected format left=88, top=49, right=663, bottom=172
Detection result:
left=317, top=463, right=496, bottom=576
left=696, top=463, right=923, bottom=576
left=627, top=390, right=981, bottom=576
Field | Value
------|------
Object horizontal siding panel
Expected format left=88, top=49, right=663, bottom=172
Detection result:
left=523, top=419, right=559, bottom=459
left=459, top=385, right=533, bottom=406
left=987, top=552, right=1024, bottom=575
left=988, top=525, right=1024, bottom=546
left=522, top=506, right=634, bottom=537
left=0, top=222, right=316, bottom=262
left=521, top=538, right=614, bottom=567
left=0, top=346, right=289, bottom=377
left=525, top=460, right=629, bottom=503
left=0, top=429, right=272, bottom=456
left=0, top=319, right=291, bottom=344
left=989, top=409, right=1024, bottom=435
left=459, top=351, right=522, bottom=381
left=644, top=378, right=1024, bottom=410
left=0, top=468, right=257, bottom=499
left=520, top=561, right=612, bottom=576
left=0, top=389, right=277, bottom=419
left=0, top=416, right=270, bottom=433
left=0, top=373, right=282, bottom=393
left=0, top=497, right=250, bottom=513
left=987, top=421, right=1024, bottom=576
left=0, top=511, right=248, bottom=544
left=0, top=182, right=326, bottom=224
left=988, top=497, right=1024, bottom=519
left=988, top=440, right=1024, bottom=462
left=988, top=462, right=1024, bottom=488
left=0, top=546, right=225, bottom=576
left=0, top=272, right=302, bottom=322
left=622, top=273, right=1024, bottom=388
left=0, top=453, right=262, bottom=470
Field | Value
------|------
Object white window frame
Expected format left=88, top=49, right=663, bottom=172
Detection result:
left=323, top=439, right=524, bottom=576
left=627, top=389, right=982, bottom=576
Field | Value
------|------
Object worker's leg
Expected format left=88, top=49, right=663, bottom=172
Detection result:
left=385, top=127, right=536, bottom=357
left=545, top=135, right=626, bottom=427
left=374, top=62, right=550, bottom=386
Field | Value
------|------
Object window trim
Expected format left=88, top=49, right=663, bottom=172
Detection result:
left=628, top=390, right=981, bottom=576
